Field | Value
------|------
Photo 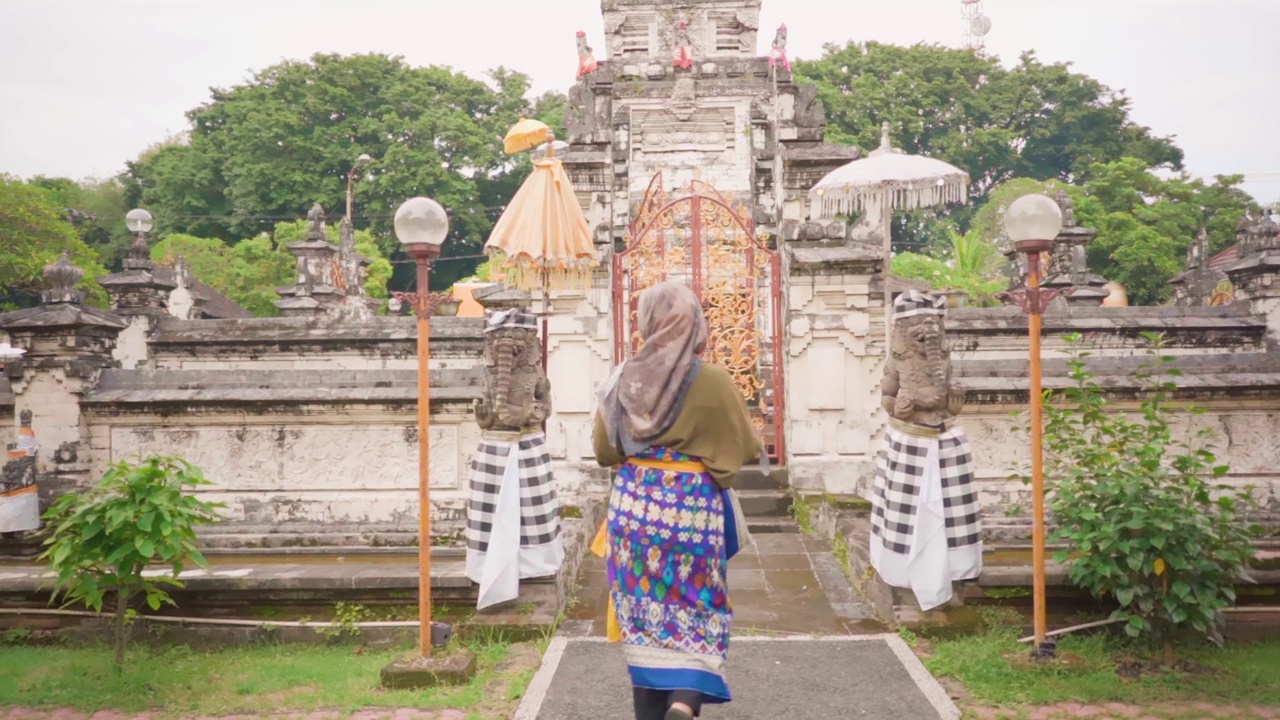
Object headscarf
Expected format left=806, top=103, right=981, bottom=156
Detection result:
left=597, top=281, right=708, bottom=457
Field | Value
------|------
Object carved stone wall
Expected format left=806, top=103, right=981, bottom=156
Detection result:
left=84, top=403, right=481, bottom=542
left=783, top=245, right=887, bottom=494
left=541, top=282, right=616, bottom=498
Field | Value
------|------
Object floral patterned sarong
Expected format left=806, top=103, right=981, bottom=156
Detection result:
left=604, top=447, right=734, bottom=704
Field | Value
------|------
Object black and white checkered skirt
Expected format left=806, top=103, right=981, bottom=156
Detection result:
left=871, top=423, right=982, bottom=557
left=465, top=432, right=561, bottom=553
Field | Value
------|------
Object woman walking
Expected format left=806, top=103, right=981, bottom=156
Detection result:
left=593, top=281, right=761, bottom=720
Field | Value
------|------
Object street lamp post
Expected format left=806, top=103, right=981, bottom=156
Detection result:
left=1000, top=193, right=1066, bottom=659
left=390, top=197, right=454, bottom=658
left=346, top=154, right=374, bottom=225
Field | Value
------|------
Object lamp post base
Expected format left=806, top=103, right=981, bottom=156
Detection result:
left=380, top=643, right=476, bottom=689
left=1030, top=640, right=1057, bottom=661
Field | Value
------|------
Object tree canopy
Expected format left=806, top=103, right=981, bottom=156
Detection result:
left=0, top=178, right=107, bottom=310
left=149, top=221, right=393, bottom=318
left=125, top=53, right=553, bottom=289
left=962, top=160, right=1257, bottom=306
left=795, top=43, right=1185, bottom=197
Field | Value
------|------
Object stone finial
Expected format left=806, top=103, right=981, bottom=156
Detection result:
left=1187, top=227, right=1208, bottom=269
left=1257, top=211, right=1280, bottom=250
left=306, top=203, right=327, bottom=242
left=1055, top=190, right=1075, bottom=228
left=19, top=409, right=32, bottom=429
left=42, top=252, right=84, bottom=305
left=123, top=231, right=154, bottom=271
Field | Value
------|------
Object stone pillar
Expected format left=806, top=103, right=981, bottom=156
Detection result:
left=0, top=253, right=126, bottom=497
left=1041, top=191, right=1109, bottom=306
left=1170, top=229, right=1222, bottom=307
left=97, top=231, right=175, bottom=369
left=1226, top=211, right=1280, bottom=342
left=783, top=243, right=886, bottom=495
left=276, top=204, right=344, bottom=318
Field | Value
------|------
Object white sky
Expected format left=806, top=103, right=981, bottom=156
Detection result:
left=1, top=0, right=1277, bottom=202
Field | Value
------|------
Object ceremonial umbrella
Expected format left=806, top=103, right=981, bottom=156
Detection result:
left=809, top=122, right=969, bottom=349
left=503, top=118, right=553, bottom=155
left=486, top=120, right=598, bottom=363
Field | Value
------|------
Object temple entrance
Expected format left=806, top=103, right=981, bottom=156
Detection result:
left=612, top=174, right=785, bottom=461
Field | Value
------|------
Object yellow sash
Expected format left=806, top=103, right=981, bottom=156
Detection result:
left=592, top=457, right=709, bottom=642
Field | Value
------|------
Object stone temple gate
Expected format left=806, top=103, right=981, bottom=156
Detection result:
left=612, top=174, right=785, bottom=459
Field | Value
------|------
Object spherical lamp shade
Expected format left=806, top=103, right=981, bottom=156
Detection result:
left=394, top=197, right=449, bottom=247
left=125, top=208, right=153, bottom=233
left=1004, top=194, right=1063, bottom=244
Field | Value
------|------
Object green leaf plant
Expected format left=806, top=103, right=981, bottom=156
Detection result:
left=40, top=457, right=224, bottom=668
left=1039, top=333, right=1259, bottom=662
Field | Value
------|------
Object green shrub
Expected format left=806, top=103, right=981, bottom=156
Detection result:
left=1041, top=333, right=1258, bottom=655
left=41, top=456, right=223, bottom=666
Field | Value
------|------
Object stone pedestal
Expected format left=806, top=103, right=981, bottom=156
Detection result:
left=380, top=645, right=476, bottom=689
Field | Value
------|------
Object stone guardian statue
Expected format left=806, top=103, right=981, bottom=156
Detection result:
left=464, top=308, right=563, bottom=610
left=1, top=410, right=41, bottom=535
left=870, top=290, right=982, bottom=611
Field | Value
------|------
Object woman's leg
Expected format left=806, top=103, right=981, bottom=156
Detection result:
left=667, top=689, right=702, bottom=718
left=632, top=686, right=670, bottom=720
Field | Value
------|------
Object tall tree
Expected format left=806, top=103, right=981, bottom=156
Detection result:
left=795, top=43, right=1184, bottom=197
left=127, top=53, right=547, bottom=287
left=29, top=176, right=132, bottom=271
left=0, top=178, right=107, bottom=310
left=1071, top=158, right=1256, bottom=306
left=149, top=220, right=394, bottom=318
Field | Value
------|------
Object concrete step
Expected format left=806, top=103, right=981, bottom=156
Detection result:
left=736, top=467, right=790, bottom=491
left=736, top=489, right=794, bottom=518
left=746, top=519, right=801, bottom=534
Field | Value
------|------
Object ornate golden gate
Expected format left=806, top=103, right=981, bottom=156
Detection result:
left=612, top=174, right=785, bottom=460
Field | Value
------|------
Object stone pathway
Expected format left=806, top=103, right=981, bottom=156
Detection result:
left=524, top=524, right=961, bottom=719
left=560, top=528, right=880, bottom=638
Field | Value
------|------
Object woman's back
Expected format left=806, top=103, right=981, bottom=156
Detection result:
left=593, top=362, right=760, bottom=487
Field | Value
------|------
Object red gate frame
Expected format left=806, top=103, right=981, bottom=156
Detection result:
left=611, top=174, right=786, bottom=461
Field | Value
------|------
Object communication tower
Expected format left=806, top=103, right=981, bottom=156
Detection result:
left=962, top=0, right=992, bottom=53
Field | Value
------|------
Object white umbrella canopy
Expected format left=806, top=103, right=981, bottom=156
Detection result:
left=810, top=122, right=969, bottom=220
left=809, top=123, right=970, bottom=356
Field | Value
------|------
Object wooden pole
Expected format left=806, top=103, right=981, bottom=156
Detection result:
left=1027, top=249, right=1048, bottom=649
left=882, top=187, right=893, bottom=358
left=415, top=255, right=434, bottom=658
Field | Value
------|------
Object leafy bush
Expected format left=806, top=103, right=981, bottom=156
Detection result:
left=41, top=456, right=223, bottom=666
left=1041, top=334, right=1258, bottom=655
left=892, top=225, right=1007, bottom=307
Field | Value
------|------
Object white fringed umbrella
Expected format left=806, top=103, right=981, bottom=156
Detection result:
left=809, top=122, right=969, bottom=351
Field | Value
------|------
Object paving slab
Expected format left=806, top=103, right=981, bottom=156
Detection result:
left=521, top=637, right=959, bottom=720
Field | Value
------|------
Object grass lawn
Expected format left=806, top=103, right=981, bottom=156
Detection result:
left=921, top=611, right=1280, bottom=712
left=0, top=638, right=542, bottom=719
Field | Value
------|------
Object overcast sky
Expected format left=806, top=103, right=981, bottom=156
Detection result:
left=1, top=0, right=1277, bottom=202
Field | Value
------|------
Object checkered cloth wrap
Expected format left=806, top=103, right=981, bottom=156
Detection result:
left=871, top=423, right=982, bottom=556
left=466, top=432, right=560, bottom=552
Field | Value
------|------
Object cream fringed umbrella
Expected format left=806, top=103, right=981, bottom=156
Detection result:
left=485, top=120, right=598, bottom=361
left=809, top=122, right=970, bottom=351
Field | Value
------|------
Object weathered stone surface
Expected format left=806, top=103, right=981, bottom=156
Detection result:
left=882, top=292, right=962, bottom=429
left=380, top=649, right=477, bottom=689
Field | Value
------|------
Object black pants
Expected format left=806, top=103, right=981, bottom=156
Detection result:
left=633, top=687, right=702, bottom=719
